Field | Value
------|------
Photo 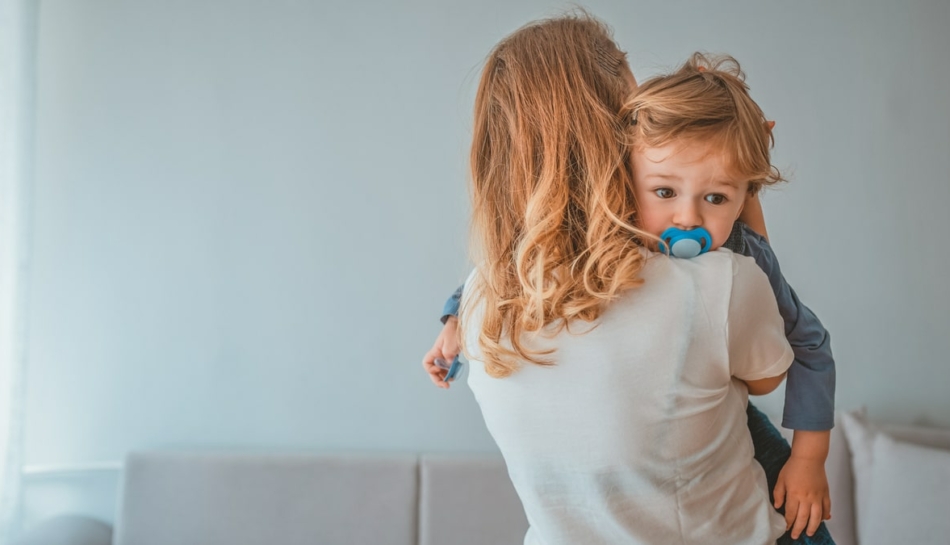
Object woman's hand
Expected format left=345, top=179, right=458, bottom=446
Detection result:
left=422, top=317, right=461, bottom=389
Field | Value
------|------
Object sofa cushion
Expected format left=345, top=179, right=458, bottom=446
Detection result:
left=840, top=410, right=950, bottom=545
left=824, top=413, right=858, bottom=545
left=113, top=451, right=418, bottom=545
left=419, top=454, right=528, bottom=545
left=862, top=433, right=950, bottom=545
left=9, top=515, right=111, bottom=545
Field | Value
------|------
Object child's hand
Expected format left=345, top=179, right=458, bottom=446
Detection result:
left=773, top=454, right=832, bottom=539
left=422, top=317, right=460, bottom=389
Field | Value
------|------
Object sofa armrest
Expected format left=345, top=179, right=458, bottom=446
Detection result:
left=10, top=515, right=112, bottom=545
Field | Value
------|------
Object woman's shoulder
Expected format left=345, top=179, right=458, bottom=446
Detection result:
left=650, top=250, right=769, bottom=311
left=699, top=247, right=764, bottom=281
left=647, top=247, right=755, bottom=277
left=715, top=249, right=780, bottom=311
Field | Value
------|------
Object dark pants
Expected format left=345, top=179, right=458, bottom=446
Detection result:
left=747, top=402, right=836, bottom=545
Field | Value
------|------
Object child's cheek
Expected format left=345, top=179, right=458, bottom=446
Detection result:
left=710, top=224, right=731, bottom=251
left=638, top=209, right=664, bottom=238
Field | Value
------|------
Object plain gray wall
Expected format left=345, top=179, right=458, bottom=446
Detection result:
left=20, top=0, right=950, bottom=531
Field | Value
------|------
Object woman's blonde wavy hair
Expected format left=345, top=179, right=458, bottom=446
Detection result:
left=624, top=53, right=784, bottom=194
left=461, top=14, right=649, bottom=378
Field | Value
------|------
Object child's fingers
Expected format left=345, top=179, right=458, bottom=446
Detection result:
left=823, top=496, right=832, bottom=520
left=772, top=479, right=786, bottom=509
left=425, top=364, right=450, bottom=389
left=805, top=503, right=822, bottom=536
left=421, top=346, right=440, bottom=373
left=789, top=501, right=810, bottom=540
left=431, top=371, right=450, bottom=389
left=439, top=347, right=460, bottom=364
left=422, top=348, right=450, bottom=389
left=423, top=347, right=444, bottom=370
left=783, top=496, right=799, bottom=532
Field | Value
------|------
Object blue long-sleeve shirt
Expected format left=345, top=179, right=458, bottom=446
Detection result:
left=440, top=221, right=836, bottom=431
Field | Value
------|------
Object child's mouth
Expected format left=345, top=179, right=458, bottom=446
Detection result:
left=658, top=227, right=712, bottom=259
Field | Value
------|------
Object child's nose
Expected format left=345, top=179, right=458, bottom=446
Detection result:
left=673, top=203, right=702, bottom=229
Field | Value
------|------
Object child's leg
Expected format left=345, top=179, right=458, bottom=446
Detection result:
left=746, top=402, right=836, bottom=545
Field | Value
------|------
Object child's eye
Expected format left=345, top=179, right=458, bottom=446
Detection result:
left=654, top=188, right=674, bottom=199
left=705, top=194, right=727, bottom=205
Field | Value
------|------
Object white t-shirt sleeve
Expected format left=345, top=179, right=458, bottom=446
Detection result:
left=727, top=254, right=795, bottom=381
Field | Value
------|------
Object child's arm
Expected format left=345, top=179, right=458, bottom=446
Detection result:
left=737, top=224, right=836, bottom=430
left=440, top=286, right=463, bottom=324
left=774, top=430, right=832, bottom=539
left=736, top=223, right=835, bottom=539
left=421, top=286, right=464, bottom=389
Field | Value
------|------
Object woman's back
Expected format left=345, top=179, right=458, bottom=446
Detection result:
left=464, top=250, right=792, bottom=545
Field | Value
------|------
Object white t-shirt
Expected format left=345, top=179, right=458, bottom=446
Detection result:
left=463, top=249, right=793, bottom=545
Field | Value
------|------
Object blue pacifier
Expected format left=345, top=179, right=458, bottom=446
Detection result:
left=658, top=226, right=713, bottom=259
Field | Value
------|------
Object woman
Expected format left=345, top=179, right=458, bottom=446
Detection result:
left=432, top=14, right=796, bottom=544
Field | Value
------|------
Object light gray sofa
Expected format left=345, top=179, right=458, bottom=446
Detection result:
left=12, top=412, right=950, bottom=545
left=12, top=451, right=528, bottom=545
